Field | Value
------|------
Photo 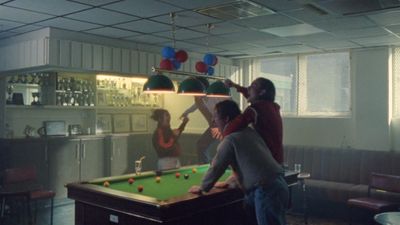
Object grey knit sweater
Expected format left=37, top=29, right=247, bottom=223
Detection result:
left=201, top=127, right=283, bottom=192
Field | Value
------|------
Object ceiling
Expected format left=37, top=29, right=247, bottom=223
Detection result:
left=1, top=0, right=400, bottom=59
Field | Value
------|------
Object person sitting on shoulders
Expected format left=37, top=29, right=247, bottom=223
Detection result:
left=189, top=100, right=288, bottom=225
left=224, top=78, right=284, bottom=165
left=151, top=109, right=189, bottom=170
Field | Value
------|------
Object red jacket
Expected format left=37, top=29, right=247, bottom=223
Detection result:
left=223, top=86, right=284, bottom=164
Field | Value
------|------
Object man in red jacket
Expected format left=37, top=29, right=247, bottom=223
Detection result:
left=224, top=78, right=283, bottom=165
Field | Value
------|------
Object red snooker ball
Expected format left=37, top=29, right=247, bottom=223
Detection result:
left=175, top=172, right=181, bottom=178
left=128, top=178, right=134, bottom=184
left=137, top=185, right=144, bottom=192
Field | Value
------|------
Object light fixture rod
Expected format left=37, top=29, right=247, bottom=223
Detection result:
left=152, top=67, right=225, bottom=80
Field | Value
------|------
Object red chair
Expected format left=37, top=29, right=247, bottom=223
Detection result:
left=347, top=173, right=400, bottom=225
left=0, top=166, right=55, bottom=225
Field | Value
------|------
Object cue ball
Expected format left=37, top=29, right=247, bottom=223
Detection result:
left=184, top=174, right=189, bottom=179
left=128, top=178, right=134, bottom=184
left=175, top=172, right=181, bottom=178
left=103, top=181, right=110, bottom=187
left=155, top=176, right=161, bottom=183
left=137, top=185, right=144, bottom=192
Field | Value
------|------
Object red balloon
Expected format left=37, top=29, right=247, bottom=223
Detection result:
left=160, top=59, right=173, bottom=70
left=212, top=56, right=218, bottom=66
left=175, top=50, right=188, bottom=63
left=195, top=61, right=208, bottom=73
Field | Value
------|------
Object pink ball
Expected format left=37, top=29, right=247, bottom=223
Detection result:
left=195, top=61, right=208, bottom=73
left=160, top=59, right=173, bottom=70
left=175, top=50, right=188, bottom=63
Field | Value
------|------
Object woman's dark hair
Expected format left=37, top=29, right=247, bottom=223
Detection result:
left=215, top=100, right=241, bottom=122
left=151, top=109, right=168, bottom=122
left=255, top=77, right=276, bottom=102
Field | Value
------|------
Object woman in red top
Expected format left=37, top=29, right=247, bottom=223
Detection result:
left=224, top=78, right=284, bottom=165
left=151, top=109, right=189, bottom=170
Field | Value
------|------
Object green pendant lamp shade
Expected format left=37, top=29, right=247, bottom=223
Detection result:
left=143, top=74, right=175, bottom=93
left=178, top=78, right=206, bottom=96
left=206, top=80, right=231, bottom=97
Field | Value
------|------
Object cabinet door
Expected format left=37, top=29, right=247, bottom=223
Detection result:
left=109, top=136, right=129, bottom=176
left=80, top=137, right=105, bottom=181
left=129, top=134, right=156, bottom=172
left=48, top=139, right=80, bottom=199
left=1, top=140, right=48, bottom=188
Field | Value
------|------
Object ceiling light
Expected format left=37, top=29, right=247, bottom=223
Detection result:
left=206, top=81, right=231, bottom=97
left=261, top=24, right=324, bottom=37
left=196, top=0, right=275, bottom=20
left=178, top=78, right=206, bottom=96
left=143, top=74, right=175, bottom=93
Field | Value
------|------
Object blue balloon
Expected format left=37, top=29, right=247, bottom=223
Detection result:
left=172, top=59, right=181, bottom=70
left=162, top=46, right=175, bottom=59
left=207, top=66, right=214, bottom=76
left=203, top=53, right=216, bottom=66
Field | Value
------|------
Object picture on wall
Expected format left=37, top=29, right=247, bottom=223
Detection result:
left=131, top=114, right=148, bottom=132
left=96, top=114, right=112, bottom=134
left=113, top=114, right=131, bottom=133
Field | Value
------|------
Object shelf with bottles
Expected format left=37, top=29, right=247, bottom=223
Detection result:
left=56, top=72, right=96, bottom=107
left=5, top=72, right=54, bottom=106
left=96, top=74, right=162, bottom=108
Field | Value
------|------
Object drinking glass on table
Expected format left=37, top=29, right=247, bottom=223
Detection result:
left=294, top=163, right=302, bottom=173
left=135, top=160, right=142, bottom=175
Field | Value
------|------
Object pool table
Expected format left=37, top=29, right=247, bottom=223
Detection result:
left=67, top=165, right=298, bottom=225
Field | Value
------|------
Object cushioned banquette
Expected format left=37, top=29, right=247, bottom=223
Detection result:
left=284, top=145, right=400, bottom=215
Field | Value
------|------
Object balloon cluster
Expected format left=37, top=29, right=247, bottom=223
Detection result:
left=159, top=46, right=188, bottom=71
left=195, top=53, right=218, bottom=75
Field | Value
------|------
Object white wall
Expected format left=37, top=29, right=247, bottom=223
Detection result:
left=238, top=47, right=396, bottom=151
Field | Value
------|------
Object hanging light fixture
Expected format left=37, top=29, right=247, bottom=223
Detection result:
left=178, top=78, right=206, bottom=96
left=206, top=80, right=230, bottom=97
left=143, top=73, right=175, bottom=93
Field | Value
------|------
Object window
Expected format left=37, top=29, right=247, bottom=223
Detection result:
left=253, top=51, right=351, bottom=117
left=255, top=56, right=298, bottom=115
left=394, top=48, right=400, bottom=117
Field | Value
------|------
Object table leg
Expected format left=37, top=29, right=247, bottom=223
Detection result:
left=301, top=179, right=308, bottom=225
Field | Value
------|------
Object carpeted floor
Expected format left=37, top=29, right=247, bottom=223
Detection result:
left=287, top=214, right=364, bottom=225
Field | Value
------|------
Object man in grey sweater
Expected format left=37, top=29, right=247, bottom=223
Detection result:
left=189, top=100, right=288, bottom=225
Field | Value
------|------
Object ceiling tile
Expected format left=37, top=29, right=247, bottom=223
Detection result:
left=187, top=35, right=236, bottom=45
left=38, top=17, right=101, bottom=31
left=216, top=42, right=257, bottom=51
left=312, top=16, right=376, bottom=31
left=232, top=14, right=300, bottom=29
left=248, top=37, right=299, bottom=47
left=218, top=30, right=277, bottom=42
left=282, top=8, right=338, bottom=24
left=152, top=11, right=221, bottom=27
left=262, top=24, right=325, bottom=37
left=102, top=0, right=183, bottom=17
left=66, top=8, right=139, bottom=25
left=9, top=24, right=44, bottom=34
left=189, top=22, right=247, bottom=35
left=5, top=0, right=91, bottom=16
left=85, top=27, right=139, bottom=38
left=251, top=0, right=303, bottom=11
left=0, top=31, right=19, bottom=39
left=0, top=19, right=25, bottom=31
left=68, top=0, right=122, bottom=6
left=351, top=34, right=400, bottom=46
left=124, top=34, right=171, bottom=44
left=0, top=5, right=54, bottom=23
left=154, top=28, right=207, bottom=40
left=368, top=10, right=400, bottom=26
left=115, top=19, right=171, bottom=33
left=288, top=33, right=342, bottom=44
left=158, top=0, right=234, bottom=10
left=386, top=24, right=400, bottom=34
left=330, top=26, right=391, bottom=39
